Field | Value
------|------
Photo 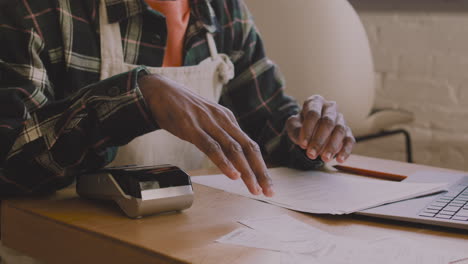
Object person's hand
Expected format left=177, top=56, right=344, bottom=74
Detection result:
left=285, top=95, right=355, bottom=163
left=138, top=74, right=274, bottom=197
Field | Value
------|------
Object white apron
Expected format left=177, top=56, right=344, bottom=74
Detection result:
left=99, top=0, right=234, bottom=170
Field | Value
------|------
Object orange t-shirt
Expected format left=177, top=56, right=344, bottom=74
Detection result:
left=145, top=0, right=190, bottom=67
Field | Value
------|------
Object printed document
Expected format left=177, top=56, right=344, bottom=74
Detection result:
left=191, top=167, right=448, bottom=214
left=216, top=215, right=466, bottom=264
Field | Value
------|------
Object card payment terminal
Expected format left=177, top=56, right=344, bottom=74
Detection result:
left=76, top=165, right=194, bottom=218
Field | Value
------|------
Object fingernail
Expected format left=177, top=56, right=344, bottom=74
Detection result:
left=257, top=184, right=263, bottom=193
left=338, top=154, right=347, bottom=162
left=232, top=170, right=241, bottom=179
left=227, top=169, right=240, bottom=180
left=323, top=152, right=332, bottom=161
left=308, top=149, right=317, bottom=159
left=250, top=184, right=260, bottom=195
left=266, top=187, right=275, bottom=197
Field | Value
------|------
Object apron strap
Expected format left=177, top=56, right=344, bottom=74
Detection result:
left=99, top=0, right=126, bottom=80
left=99, top=0, right=233, bottom=85
left=206, top=33, right=218, bottom=59
left=206, top=32, right=234, bottom=84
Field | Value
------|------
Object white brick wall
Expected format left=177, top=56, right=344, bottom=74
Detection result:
left=349, top=1, right=468, bottom=170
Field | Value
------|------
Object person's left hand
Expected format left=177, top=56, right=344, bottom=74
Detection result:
left=285, top=95, right=355, bottom=163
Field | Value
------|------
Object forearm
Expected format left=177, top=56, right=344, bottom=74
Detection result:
left=220, top=0, right=324, bottom=170
left=0, top=67, right=157, bottom=195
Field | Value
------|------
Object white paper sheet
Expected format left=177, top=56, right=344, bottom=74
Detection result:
left=192, top=167, right=448, bottom=214
left=217, top=215, right=467, bottom=264
left=216, top=227, right=287, bottom=252
left=217, top=215, right=337, bottom=255
left=216, top=227, right=327, bottom=254
left=314, top=237, right=466, bottom=264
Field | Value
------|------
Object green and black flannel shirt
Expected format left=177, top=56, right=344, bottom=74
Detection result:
left=0, top=0, right=322, bottom=196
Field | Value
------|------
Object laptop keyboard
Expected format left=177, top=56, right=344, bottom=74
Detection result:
left=419, top=184, right=468, bottom=221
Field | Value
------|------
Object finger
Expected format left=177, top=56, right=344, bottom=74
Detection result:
left=191, top=128, right=241, bottom=180
left=222, top=136, right=263, bottom=196
left=223, top=107, right=239, bottom=124
left=336, top=127, right=355, bottom=163
left=210, top=117, right=274, bottom=197
left=201, top=123, right=261, bottom=196
left=192, top=107, right=263, bottom=196
left=242, top=139, right=275, bottom=197
left=306, top=101, right=338, bottom=160
left=299, top=96, right=324, bottom=149
left=321, top=113, right=346, bottom=163
left=285, top=115, right=302, bottom=145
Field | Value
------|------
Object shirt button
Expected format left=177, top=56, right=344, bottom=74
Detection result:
left=107, top=86, right=120, bottom=97
left=151, top=34, right=161, bottom=44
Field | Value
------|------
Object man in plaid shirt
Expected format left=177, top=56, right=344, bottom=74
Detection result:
left=0, top=0, right=355, bottom=198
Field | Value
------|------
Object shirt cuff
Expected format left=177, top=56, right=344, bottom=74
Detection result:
left=268, top=133, right=324, bottom=170
left=96, top=66, right=158, bottom=146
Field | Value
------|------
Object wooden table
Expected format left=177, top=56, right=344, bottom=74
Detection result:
left=1, top=155, right=467, bottom=264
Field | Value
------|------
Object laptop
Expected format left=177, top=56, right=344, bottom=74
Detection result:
left=357, top=170, right=468, bottom=230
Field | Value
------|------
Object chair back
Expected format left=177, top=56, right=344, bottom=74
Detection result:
left=246, top=0, right=375, bottom=136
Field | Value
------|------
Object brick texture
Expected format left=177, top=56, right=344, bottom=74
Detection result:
left=349, top=0, right=468, bottom=170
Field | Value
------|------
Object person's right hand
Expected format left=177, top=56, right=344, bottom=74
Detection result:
left=138, top=74, right=274, bottom=197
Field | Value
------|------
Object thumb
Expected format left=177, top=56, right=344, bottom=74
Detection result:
left=285, top=115, right=303, bottom=147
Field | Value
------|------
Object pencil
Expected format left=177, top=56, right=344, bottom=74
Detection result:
left=332, top=165, right=408, bottom=182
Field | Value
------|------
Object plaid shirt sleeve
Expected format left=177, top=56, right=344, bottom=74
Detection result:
left=0, top=0, right=322, bottom=196
left=217, top=0, right=323, bottom=170
left=0, top=4, right=156, bottom=195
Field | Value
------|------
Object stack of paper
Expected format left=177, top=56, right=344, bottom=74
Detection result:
left=191, top=167, right=448, bottom=214
left=216, top=215, right=466, bottom=264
